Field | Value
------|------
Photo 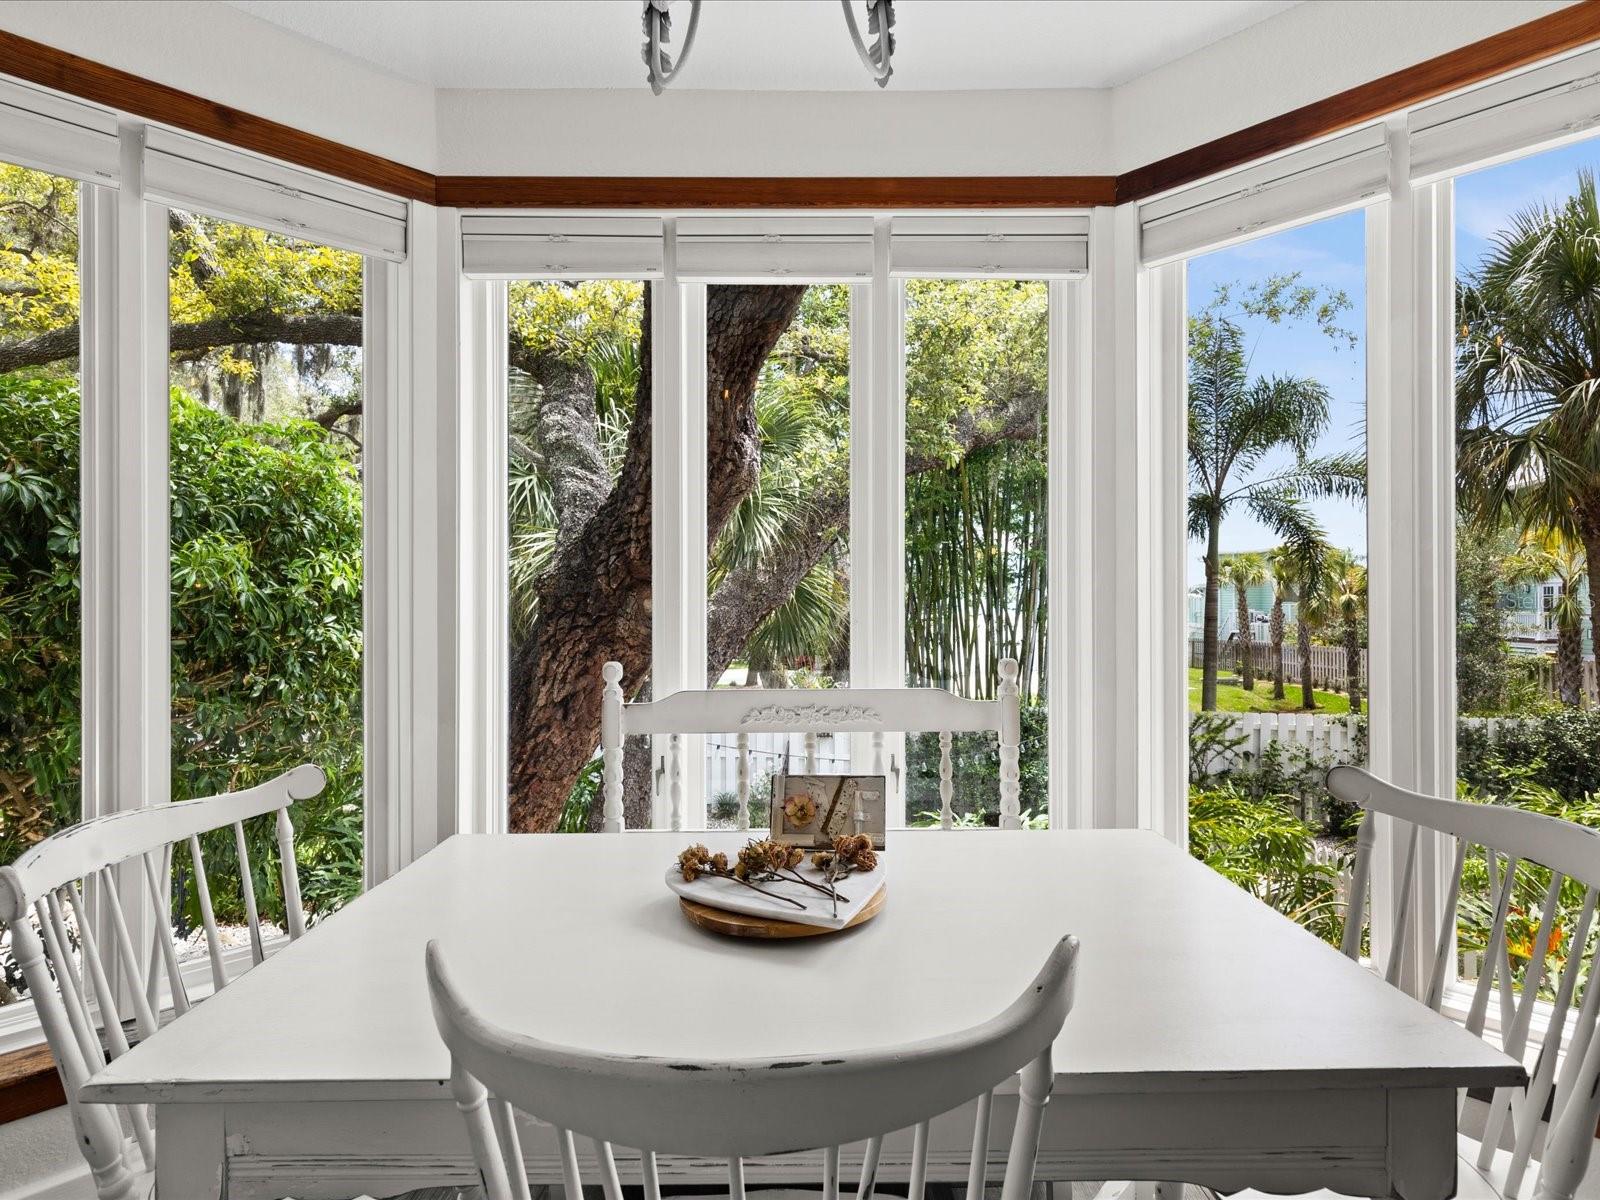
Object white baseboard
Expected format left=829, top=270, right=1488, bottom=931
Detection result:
left=0, top=1163, right=93, bottom=1200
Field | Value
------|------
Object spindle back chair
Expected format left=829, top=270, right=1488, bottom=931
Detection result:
left=1330, top=765, right=1600, bottom=1200
left=599, top=658, right=1022, bottom=832
left=0, top=762, right=325, bottom=1200
left=426, top=933, right=1077, bottom=1200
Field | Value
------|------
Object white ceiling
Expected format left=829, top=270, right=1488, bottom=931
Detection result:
left=224, top=0, right=1302, bottom=92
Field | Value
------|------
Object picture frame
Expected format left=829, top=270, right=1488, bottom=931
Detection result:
left=770, top=774, right=887, bottom=849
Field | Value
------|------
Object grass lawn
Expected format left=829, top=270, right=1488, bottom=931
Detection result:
left=1186, top=667, right=1353, bottom=714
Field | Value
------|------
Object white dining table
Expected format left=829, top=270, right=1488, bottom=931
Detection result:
left=82, top=829, right=1523, bottom=1200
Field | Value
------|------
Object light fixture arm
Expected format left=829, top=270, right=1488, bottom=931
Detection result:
left=840, top=0, right=895, bottom=88
left=642, top=0, right=702, bottom=95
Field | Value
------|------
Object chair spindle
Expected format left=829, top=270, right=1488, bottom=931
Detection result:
left=908, top=1120, right=930, bottom=1200
left=275, top=807, right=307, bottom=939
left=233, top=819, right=265, bottom=966
left=968, top=1088, right=994, bottom=1199
left=187, top=833, right=229, bottom=993
left=140, top=849, right=190, bottom=1014
left=736, top=732, right=750, bottom=831
left=939, top=731, right=953, bottom=830
left=857, top=1135, right=882, bottom=1200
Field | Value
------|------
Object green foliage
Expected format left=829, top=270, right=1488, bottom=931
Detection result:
left=905, top=703, right=1047, bottom=824
left=0, top=379, right=364, bottom=924
left=1188, top=782, right=1348, bottom=944
left=0, top=164, right=78, bottom=348
left=1457, top=709, right=1600, bottom=801
left=508, top=279, right=643, bottom=364
left=904, top=279, right=1046, bottom=466
left=0, top=377, right=82, bottom=858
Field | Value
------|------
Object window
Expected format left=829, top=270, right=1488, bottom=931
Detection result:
left=503, top=279, right=651, bottom=833
left=167, top=211, right=365, bottom=933
left=903, top=279, right=1049, bottom=828
left=699, top=283, right=853, bottom=826
left=0, top=162, right=81, bottom=1001
left=1181, top=213, right=1370, bottom=946
left=1452, top=137, right=1600, bottom=991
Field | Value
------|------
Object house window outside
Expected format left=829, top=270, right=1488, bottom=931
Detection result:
left=167, top=212, right=366, bottom=940
left=1182, top=212, right=1370, bottom=947
left=0, top=162, right=82, bottom=1002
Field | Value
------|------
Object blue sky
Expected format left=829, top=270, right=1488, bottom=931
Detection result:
left=1185, top=135, right=1600, bottom=588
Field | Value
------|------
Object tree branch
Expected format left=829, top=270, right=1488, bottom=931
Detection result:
left=0, top=309, right=363, bottom=375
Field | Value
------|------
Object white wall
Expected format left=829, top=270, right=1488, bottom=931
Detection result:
left=1112, top=0, right=1572, bottom=173
left=0, top=0, right=438, bottom=171
left=434, top=86, right=1114, bottom=176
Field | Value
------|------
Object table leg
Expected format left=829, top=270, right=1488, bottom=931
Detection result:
left=1388, top=1089, right=1456, bottom=1200
left=158, top=1104, right=227, bottom=1200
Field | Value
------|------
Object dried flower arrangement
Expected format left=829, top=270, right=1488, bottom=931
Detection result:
left=676, top=834, right=879, bottom=920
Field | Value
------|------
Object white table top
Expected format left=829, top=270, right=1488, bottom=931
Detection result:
left=82, top=829, right=1523, bottom=1105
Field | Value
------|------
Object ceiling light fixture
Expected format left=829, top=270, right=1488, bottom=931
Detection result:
left=642, top=0, right=897, bottom=94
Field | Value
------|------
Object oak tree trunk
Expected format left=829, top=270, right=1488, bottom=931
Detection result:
left=506, top=285, right=807, bottom=832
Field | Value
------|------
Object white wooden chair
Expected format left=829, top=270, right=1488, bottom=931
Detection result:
left=1283, top=765, right=1600, bottom=1200
left=0, top=763, right=325, bottom=1200
left=426, top=932, right=1078, bottom=1200
left=599, top=658, right=1023, bottom=833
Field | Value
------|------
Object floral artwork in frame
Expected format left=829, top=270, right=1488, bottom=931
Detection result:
left=770, top=774, right=886, bottom=849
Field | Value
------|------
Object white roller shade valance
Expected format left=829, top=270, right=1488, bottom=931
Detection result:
left=889, top=216, right=1088, bottom=277
left=675, top=216, right=873, bottom=282
left=143, top=128, right=408, bottom=261
left=1139, top=125, right=1389, bottom=265
left=459, top=216, right=664, bottom=279
left=0, top=77, right=119, bottom=185
left=1409, top=47, right=1600, bottom=183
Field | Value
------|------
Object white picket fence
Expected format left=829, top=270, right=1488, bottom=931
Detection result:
left=1193, top=711, right=1534, bottom=779
left=1189, top=638, right=1368, bottom=692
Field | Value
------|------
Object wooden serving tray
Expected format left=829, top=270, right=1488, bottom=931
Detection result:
left=679, top=885, right=886, bottom=939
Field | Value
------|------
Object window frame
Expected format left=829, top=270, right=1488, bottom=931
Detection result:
left=465, top=214, right=1092, bottom=833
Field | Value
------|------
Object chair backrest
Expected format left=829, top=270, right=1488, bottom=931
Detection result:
left=599, top=659, right=1022, bottom=833
left=1331, top=765, right=1600, bottom=1199
left=0, top=763, right=325, bottom=1200
left=427, top=933, right=1077, bottom=1200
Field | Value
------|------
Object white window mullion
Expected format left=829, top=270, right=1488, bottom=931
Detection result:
left=1366, top=121, right=1455, bottom=998
left=650, top=223, right=705, bottom=829
left=1049, top=277, right=1091, bottom=829
left=1134, top=258, right=1189, bottom=843
left=854, top=219, right=907, bottom=821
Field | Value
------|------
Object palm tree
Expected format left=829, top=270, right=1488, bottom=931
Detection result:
left=1220, top=551, right=1268, bottom=690
left=1516, top=528, right=1588, bottom=706
left=1189, top=313, right=1364, bottom=710
left=1265, top=545, right=1301, bottom=701
left=1458, top=171, right=1600, bottom=703
left=1323, top=549, right=1368, bottom=714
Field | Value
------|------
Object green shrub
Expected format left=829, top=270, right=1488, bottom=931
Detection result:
left=1189, top=782, right=1348, bottom=944
left=1, top=379, right=365, bottom=925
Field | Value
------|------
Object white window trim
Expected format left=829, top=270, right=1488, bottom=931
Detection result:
left=455, top=209, right=1092, bottom=833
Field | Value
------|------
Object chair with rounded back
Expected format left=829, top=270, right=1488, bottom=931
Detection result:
left=600, top=657, right=1024, bottom=833
left=426, top=933, right=1079, bottom=1200
left=1314, top=765, right=1600, bottom=1200
left=0, top=763, right=326, bottom=1200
